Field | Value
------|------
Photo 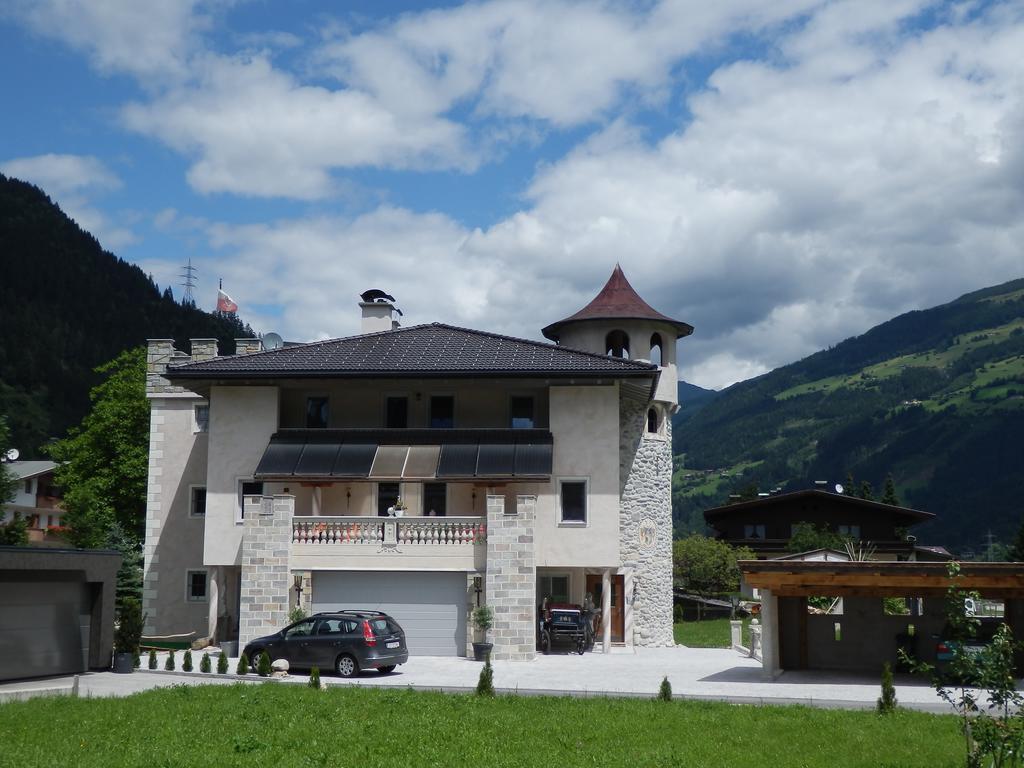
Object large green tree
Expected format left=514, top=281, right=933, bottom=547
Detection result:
left=788, top=521, right=851, bottom=554
left=0, top=417, right=27, bottom=545
left=672, top=535, right=754, bottom=603
left=47, top=348, right=149, bottom=548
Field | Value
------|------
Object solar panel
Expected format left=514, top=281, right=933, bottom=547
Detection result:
left=254, top=441, right=303, bottom=477
left=294, top=442, right=341, bottom=476
left=477, top=444, right=515, bottom=476
left=514, top=443, right=553, bottom=477
left=332, top=443, right=377, bottom=477
left=437, top=443, right=479, bottom=477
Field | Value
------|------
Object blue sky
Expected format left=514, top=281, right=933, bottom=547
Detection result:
left=2, top=0, right=1023, bottom=388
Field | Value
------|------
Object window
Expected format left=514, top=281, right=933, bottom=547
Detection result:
left=510, top=396, right=535, bottom=429
left=539, top=574, right=570, bottom=604
left=305, top=396, right=329, bottom=428
left=238, top=480, right=264, bottom=521
left=186, top=570, right=208, bottom=602
left=647, top=408, right=659, bottom=434
left=193, top=404, right=210, bottom=433
left=23, top=478, right=32, bottom=494
left=423, top=482, right=447, bottom=516
left=315, top=618, right=355, bottom=635
left=385, top=396, right=408, bottom=428
left=744, top=524, right=766, bottom=539
left=190, top=486, right=207, bottom=518
left=430, top=395, right=454, bottom=428
left=839, top=524, right=861, bottom=539
left=377, top=482, right=400, bottom=516
left=285, top=619, right=315, bottom=638
left=650, top=333, right=663, bottom=366
left=605, top=329, right=630, bottom=358
left=559, top=480, right=587, bottom=524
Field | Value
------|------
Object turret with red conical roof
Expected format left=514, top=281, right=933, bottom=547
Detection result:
left=541, top=264, right=691, bottom=406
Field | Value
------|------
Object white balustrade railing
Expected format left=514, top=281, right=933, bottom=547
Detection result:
left=292, top=516, right=486, bottom=546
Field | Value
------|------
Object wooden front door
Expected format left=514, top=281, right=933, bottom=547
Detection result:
left=586, top=574, right=624, bottom=643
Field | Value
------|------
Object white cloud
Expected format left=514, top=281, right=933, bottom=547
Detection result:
left=4, top=0, right=205, bottom=80
left=1, top=153, right=136, bottom=249
left=190, top=2, right=1024, bottom=390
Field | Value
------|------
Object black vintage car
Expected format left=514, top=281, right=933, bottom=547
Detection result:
left=538, top=603, right=591, bottom=655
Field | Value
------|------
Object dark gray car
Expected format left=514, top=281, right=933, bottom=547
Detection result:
left=242, top=611, right=409, bottom=677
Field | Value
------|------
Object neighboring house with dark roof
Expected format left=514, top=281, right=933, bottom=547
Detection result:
left=143, top=266, right=690, bottom=661
left=1, top=461, right=66, bottom=543
left=703, top=489, right=950, bottom=561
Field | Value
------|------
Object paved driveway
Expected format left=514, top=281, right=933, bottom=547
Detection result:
left=0, top=646, right=980, bottom=712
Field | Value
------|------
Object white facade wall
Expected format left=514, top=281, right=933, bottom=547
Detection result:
left=203, top=386, right=279, bottom=566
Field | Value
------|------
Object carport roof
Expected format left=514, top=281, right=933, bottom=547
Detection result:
left=741, top=560, right=1024, bottom=598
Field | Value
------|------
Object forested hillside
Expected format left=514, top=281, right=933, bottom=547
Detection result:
left=673, top=279, right=1024, bottom=554
left=0, top=174, right=252, bottom=456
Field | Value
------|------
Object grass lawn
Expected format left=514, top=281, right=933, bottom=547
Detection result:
left=0, top=684, right=960, bottom=767
left=674, top=617, right=753, bottom=648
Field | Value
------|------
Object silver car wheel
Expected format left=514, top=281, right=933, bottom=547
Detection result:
left=336, top=654, right=357, bottom=678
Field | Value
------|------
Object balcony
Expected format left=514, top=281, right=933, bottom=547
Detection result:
left=290, top=515, right=487, bottom=572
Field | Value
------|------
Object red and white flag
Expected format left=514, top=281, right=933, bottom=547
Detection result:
left=216, top=288, right=238, bottom=313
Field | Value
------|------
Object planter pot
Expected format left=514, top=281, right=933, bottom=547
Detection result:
left=220, top=641, right=238, bottom=658
left=112, top=652, right=135, bottom=674
left=472, top=642, right=493, bottom=662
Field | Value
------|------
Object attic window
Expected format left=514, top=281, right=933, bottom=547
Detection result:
left=647, top=408, right=659, bottom=434
left=605, top=330, right=630, bottom=359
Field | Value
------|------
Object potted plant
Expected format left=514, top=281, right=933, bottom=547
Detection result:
left=471, top=605, right=494, bottom=662
left=112, top=598, right=144, bottom=673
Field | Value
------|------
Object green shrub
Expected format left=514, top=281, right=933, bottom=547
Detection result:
left=182, top=650, right=193, bottom=672
left=308, top=667, right=321, bottom=689
left=257, top=651, right=272, bottom=677
left=289, top=606, right=306, bottom=624
left=217, top=651, right=228, bottom=674
left=476, top=657, right=494, bottom=697
left=114, top=598, right=144, bottom=655
left=877, top=662, right=897, bottom=714
left=164, top=651, right=175, bottom=671
left=658, top=676, right=672, bottom=702
left=148, top=649, right=157, bottom=670
left=200, top=653, right=211, bottom=673
left=133, top=650, right=141, bottom=669
left=236, top=653, right=249, bottom=676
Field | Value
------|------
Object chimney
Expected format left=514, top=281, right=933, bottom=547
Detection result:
left=190, top=339, right=219, bottom=362
left=236, top=338, right=263, bottom=355
left=359, top=289, right=401, bottom=334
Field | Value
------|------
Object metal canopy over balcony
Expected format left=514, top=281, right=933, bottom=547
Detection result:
left=254, top=428, right=553, bottom=481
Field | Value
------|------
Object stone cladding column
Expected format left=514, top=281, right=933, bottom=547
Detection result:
left=239, top=495, right=294, bottom=646
left=619, top=396, right=675, bottom=647
left=484, top=495, right=536, bottom=661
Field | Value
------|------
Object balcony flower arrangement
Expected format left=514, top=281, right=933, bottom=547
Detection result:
left=388, top=498, right=408, bottom=518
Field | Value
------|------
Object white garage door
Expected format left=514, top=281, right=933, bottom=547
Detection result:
left=312, top=571, right=467, bottom=656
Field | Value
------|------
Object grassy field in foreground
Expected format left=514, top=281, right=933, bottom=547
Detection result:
left=674, top=617, right=753, bottom=648
left=0, top=684, right=960, bottom=768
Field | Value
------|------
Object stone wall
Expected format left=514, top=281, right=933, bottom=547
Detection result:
left=239, top=495, right=293, bottom=646
left=484, top=494, right=537, bottom=660
left=618, top=396, right=675, bottom=647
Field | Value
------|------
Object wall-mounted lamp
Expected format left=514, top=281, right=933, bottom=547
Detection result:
left=346, top=486, right=351, bottom=511
left=293, top=574, right=305, bottom=610
left=473, top=576, right=483, bottom=607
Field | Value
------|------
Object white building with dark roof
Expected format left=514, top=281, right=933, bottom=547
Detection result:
left=143, top=266, right=690, bottom=660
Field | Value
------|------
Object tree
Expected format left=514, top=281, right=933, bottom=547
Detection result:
left=788, top=521, right=850, bottom=553
left=858, top=480, right=875, bottom=501
left=1008, top=521, right=1024, bottom=563
left=0, top=417, right=26, bottom=545
left=47, top=348, right=148, bottom=547
left=672, top=535, right=754, bottom=609
left=881, top=474, right=900, bottom=506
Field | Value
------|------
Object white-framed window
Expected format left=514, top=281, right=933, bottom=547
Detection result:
left=193, top=403, right=210, bottom=433
left=509, top=395, right=535, bottom=429
left=237, top=478, right=264, bottom=523
left=558, top=478, right=588, bottom=525
left=23, top=478, right=32, bottom=494
left=189, top=485, right=207, bottom=518
left=186, top=570, right=208, bottom=602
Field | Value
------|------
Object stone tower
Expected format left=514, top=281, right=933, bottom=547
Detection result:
left=542, top=265, right=692, bottom=646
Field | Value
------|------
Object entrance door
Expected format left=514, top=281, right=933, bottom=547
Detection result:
left=586, top=574, right=624, bottom=643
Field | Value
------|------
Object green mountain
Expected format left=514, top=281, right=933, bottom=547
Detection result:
left=673, top=381, right=719, bottom=429
left=0, top=174, right=253, bottom=457
left=673, top=278, right=1024, bottom=554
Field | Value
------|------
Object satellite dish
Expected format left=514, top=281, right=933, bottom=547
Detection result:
left=835, top=483, right=844, bottom=494
left=4, top=448, right=19, bottom=462
left=263, top=332, right=283, bottom=351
